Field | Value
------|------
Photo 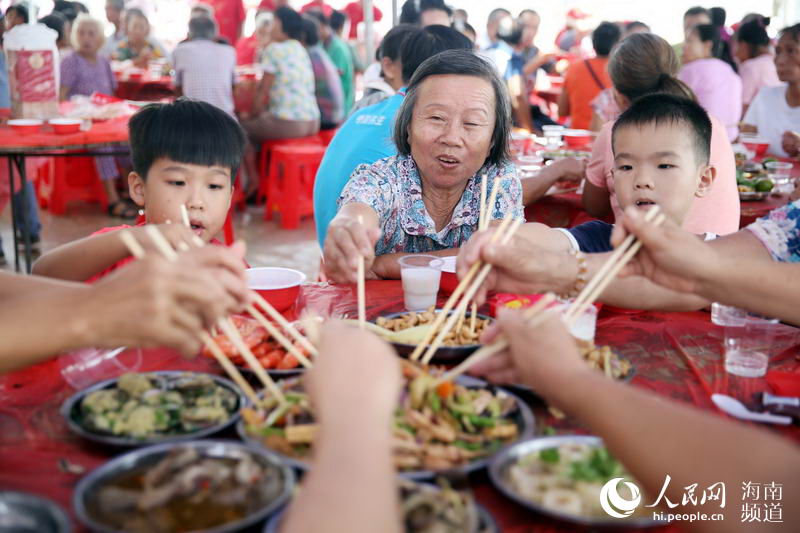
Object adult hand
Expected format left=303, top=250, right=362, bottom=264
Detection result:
left=306, top=322, right=401, bottom=426
left=135, top=223, right=200, bottom=255
left=469, top=309, right=590, bottom=403
left=456, top=227, right=574, bottom=304
left=549, top=156, right=587, bottom=184
left=87, top=244, right=251, bottom=355
left=611, top=206, right=719, bottom=294
left=323, top=213, right=381, bottom=284
left=781, top=131, right=800, bottom=158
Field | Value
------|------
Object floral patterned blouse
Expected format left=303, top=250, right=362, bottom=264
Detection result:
left=338, top=155, right=524, bottom=256
left=261, top=39, right=319, bottom=122
left=112, top=38, right=167, bottom=62
left=747, top=200, right=800, bottom=262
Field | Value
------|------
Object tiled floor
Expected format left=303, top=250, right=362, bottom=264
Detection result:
left=0, top=202, right=322, bottom=279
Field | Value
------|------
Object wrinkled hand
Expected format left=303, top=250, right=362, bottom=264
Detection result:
left=89, top=244, right=250, bottom=356
left=781, top=131, right=800, bottom=158
left=323, top=216, right=381, bottom=284
left=456, top=227, right=571, bottom=304
left=306, top=322, right=401, bottom=425
left=550, top=156, right=587, bottom=183
left=611, top=206, right=718, bottom=294
left=469, top=309, right=589, bottom=402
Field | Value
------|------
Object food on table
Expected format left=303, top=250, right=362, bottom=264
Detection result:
left=87, top=446, right=285, bottom=533
left=376, top=308, right=490, bottom=347
left=541, top=149, right=591, bottom=161
left=242, top=365, right=523, bottom=472
left=400, top=479, right=482, bottom=533
left=506, top=443, right=645, bottom=519
left=575, top=341, right=632, bottom=380
left=201, top=314, right=309, bottom=371
left=79, top=372, right=238, bottom=439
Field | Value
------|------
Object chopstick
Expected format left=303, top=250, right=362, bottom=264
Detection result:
left=420, top=218, right=523, bottom=365
left=409, top=216, right=515, bottom=362
left=144, top=225, right=288, bottom=404
left=665, top=329, right=715, bottom=399
left=434, top=293, right=556, bottom=384
left=178, top=205, right=316, bottom=367
left=118, top=230, right=263, bottom=409
left=356, top=215, right=366, bottom=330
left=563, top=206, right=663, bottom=326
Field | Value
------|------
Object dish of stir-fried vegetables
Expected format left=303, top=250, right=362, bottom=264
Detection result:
left=241, top=365, right=528, bottom=473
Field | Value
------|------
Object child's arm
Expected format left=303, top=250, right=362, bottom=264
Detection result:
left=32, top=224, right=199, bottom=282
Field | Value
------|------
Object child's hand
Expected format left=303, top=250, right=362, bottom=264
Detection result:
left=136, top=223, right=201, bottom=255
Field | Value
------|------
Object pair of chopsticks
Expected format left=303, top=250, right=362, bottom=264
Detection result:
left=563, top=206, right=666, bottom=327
left=356, top=215, right=367, bottom=330
left=410, top=214, right=523, bottom=366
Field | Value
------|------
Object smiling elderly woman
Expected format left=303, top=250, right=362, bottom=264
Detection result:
left=323, top=49, right=523, bottom=283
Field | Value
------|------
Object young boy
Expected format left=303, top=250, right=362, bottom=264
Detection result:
left=33, top=98, right=246, bottom=282
left=522, top=93, right=718, bottom=254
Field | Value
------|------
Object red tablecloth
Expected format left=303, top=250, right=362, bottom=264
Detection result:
left=0, top=117, right=129, bottom=151
left=114, top=74, right=174, bottom=101
left=1, top=281, right=798, bottom=532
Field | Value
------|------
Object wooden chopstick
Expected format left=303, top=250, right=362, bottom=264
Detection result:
left=482, top=176, right=501, bottom=230
left=420, top=218, right=523, bottom=365
left=409, top=216, right=515, bottom=362
left=434, top=293, right=556, bottom=384
left=563, top=206, right=661, bottom=324
left=118, top=230, right=263, bottom=409
left=356, top=215, right=366, bottom=330
left=144, top=225, right=287, bottom=404
left=665, top=329, right=715, bottom=399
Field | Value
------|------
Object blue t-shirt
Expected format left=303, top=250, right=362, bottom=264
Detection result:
left=313, top=91, right=405, bottom=248
left=568, top=220, right=615, bottom=253
left=0, top=51, right=10, bottom=109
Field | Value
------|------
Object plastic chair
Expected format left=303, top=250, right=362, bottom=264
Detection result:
left=317, top=128, right=338, bottom=146
left=264, top=143, right=326, bottom=229
left=257, top=136, right=323, bottom=204
left=38, top=154, right=108, bottom=215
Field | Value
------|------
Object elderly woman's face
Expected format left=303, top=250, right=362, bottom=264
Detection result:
left=409, top=74, right=495, bottom=190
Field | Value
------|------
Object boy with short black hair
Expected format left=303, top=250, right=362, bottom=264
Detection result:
left=33, top=98, right=246, bottom=282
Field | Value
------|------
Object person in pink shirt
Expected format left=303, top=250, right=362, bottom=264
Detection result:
left=679, top=24, right=742, bottom=141
left=582, top=33, right=740, bottom=236
left=734, top=16, right=781, bottom=112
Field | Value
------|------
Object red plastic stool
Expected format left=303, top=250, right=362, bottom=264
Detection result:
left=39, top=154, right=108, bottom=215
left=264, top=143, right=326, bottom=229
left=257, top=136, right=322, bottom=204
left=317, top=128, right=338, bottom=145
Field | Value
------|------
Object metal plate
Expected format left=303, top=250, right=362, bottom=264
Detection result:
left=238, top=375, right=535, bottom=480
left=489, top=435, right=667, bottom=529
left=0, top=491, right=71, bottom=533
left=73, top=439, right=294, bottom=533
left=376, top=311, right=494, bottom=364
left=62, top=371, right=247, bottom=448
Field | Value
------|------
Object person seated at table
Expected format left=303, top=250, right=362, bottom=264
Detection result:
left=3, top=3, right=27, bottom=32
left=583, top=32, right=740, bottom=236
left=39, top=12, right=71, bottom=53
left=60, top=14, right=137, bottom=219
left=306, top=11, right=354, bottom=115
left=734, top=16, right=781, bottom=115
left=322, top=49, right=523, bottom=284
left=351, top=24, right=415, bottom=115
left=1, top=245, right=250, bottom=373
left=558, top=22, right=621, bottom=131
left=100, top=0, right=126, bottom=57
left=32, top=99, right=245, bottom=282
left=679, top=24, right=742, bottom=141
left=741, top=23, right=800, bottom=158
left=300, top=15, right=344, bottom=131
left=111, top=8, right=167, bottom=68
left=172, top=16, right=236, bottom=117
left=235, top=10, right=272, bottom=65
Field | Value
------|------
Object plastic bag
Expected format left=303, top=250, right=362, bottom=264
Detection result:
left=4, top=23, right=59, bottom=119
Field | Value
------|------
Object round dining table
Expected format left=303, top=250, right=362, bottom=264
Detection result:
left=1, top=280, right=798, bottom=532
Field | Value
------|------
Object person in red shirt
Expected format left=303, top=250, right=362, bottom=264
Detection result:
left=235, top=10, right=273, bottom=65
left=300, top=0, right=333, bottom=18
left=202, top=0, right=246, bottom=45
left=32, top=99, right=247, bottom=282
left=341, top=1, right=382, bottom=40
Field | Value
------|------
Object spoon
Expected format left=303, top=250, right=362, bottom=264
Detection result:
left=711, top=394, right=793, bottom=425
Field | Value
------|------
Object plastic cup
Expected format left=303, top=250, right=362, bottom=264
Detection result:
left=399, top=255, right=444, bottom=311
left=765, top=161, right=793, bottom=185
left=723, top=315, right=778, bottom=378
left=515, top=154, right=544, bottom=178
left=59, top=347, right=143, bottom=389
left=710, top=302, right=747, bottom=327
left=542, top=125, right=564, bottom=148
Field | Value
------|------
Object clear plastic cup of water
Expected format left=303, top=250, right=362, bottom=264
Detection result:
left=765, top=161, right=793, bottom=185
left=399, top=255, right=444, bottom=311
left=542, top=125, right=564, bottom=148
left=710, top=302, right=747, bottom=326
left=515, top=154, right=544, bottom=178
left=723, top=315, right=778, bottom=378
left=59, top=347, right=143, bottom=389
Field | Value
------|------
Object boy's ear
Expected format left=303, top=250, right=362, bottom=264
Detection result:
left=694, top=164, right=716, bottom=198
left=128, top=172, right=146, bottom=207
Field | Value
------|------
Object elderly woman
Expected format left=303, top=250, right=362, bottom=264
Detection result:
left=112, top=8, right=167, bottom=68
left=323, top=49, right=523, bottom=283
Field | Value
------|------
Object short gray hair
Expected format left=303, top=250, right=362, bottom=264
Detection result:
left=393, top=49, right=511, bottom=167
left=189, top=15, right=218, bottom=40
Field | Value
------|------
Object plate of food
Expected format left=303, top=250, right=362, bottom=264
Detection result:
left=238, top=367, right=535, bottom=479
left=0, top=491, right=71, bottom=533
left=62, top=371, right=246, bottom=447
left=489, top=435, right=665, bottom=528
left=73, top=440, right=293, bottom=533
left=201, top=315, right=311, bottom=376
left=371, top=309, right=493, bottom=364
left=262, top=478, right=499, bottom=533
